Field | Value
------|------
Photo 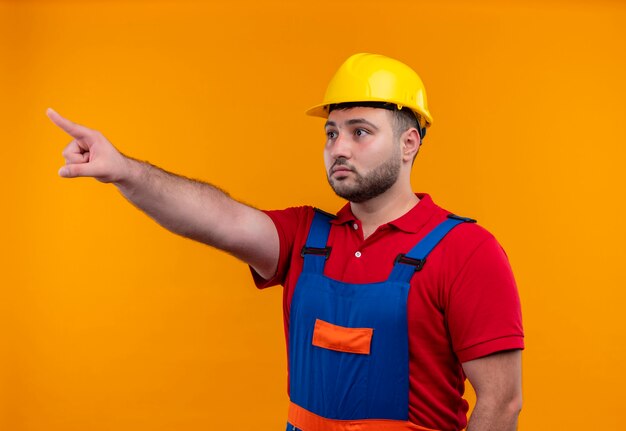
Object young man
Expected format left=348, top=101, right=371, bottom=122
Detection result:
left=49, top=53, right=524, bottom=431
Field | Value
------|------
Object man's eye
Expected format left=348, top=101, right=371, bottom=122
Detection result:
left=355, top=128, right=369, bottom=137
left=327, top=131, right=337, bottom=139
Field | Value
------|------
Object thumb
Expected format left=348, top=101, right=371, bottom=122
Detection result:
left=59, top=163, right=92, bottom=178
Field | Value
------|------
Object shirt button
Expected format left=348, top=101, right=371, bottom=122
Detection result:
left=355, top=251, right=362, bottom=258
left=353, top=223, right=358, bottom=230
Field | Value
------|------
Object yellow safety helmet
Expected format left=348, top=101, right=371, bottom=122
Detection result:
left=306, top=53, right=433, bottom=137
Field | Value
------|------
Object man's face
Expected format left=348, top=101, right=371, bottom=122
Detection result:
left=324, top=107, right=401, bottom=203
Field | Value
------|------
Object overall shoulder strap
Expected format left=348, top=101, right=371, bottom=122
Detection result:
left=388, top=214, right=477, bottom=283
left=301, top=208, right=335, bottom=274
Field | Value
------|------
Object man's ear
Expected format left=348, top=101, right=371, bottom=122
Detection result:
left=402, top=128, right=421, bottom=163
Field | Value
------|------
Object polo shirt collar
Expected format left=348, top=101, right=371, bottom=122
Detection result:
left=330, top=193, right=438, bottom=233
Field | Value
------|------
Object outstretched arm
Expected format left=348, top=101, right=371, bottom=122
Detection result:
left=47, top=108, right=279, bottom=279
left=463, top=349, right=523, bottom=431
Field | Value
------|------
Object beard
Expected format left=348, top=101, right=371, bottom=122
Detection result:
left=327, top=150, right=401, bottom=203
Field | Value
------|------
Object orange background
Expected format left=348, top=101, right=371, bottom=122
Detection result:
left=1, top=0, right=625, bottom=429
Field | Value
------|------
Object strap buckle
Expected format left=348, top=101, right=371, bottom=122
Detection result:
left=447, top=214, right=477, bottom=223
left=301, top=246, right=332, bottom=260
left=394, top=254, right=426, bottom=271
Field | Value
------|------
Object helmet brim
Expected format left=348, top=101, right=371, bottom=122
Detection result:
left=305, top=100, right=433, bottom=128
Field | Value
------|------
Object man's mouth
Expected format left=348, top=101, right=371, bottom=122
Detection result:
left=332, top=166, right=352, bottom=174
left=331, top=168, right=354, bottom=180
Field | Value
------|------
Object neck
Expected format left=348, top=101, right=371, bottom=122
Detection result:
left=350, top=181, right=419, bottom=238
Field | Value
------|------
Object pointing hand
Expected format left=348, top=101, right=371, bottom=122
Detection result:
left=48, top=108, right=129, bottom=183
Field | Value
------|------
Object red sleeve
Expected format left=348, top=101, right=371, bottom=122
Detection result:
left=446, top=235, right=525, bottom=363
left=250, top=206, right=314, bottom=289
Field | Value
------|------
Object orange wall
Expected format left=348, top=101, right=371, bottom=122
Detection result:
left=1, top=0, right=625, bottom=429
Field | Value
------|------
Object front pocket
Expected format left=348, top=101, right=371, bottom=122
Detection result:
left=311, top=318, right=373, bottom=355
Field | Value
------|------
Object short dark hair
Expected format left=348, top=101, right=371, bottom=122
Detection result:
left=390, top=107, right=421, bottom=140
left=328, top=101, right=423, bottom=140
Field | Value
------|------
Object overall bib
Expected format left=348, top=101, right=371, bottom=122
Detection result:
left=286, top=210, right=475, bottom=431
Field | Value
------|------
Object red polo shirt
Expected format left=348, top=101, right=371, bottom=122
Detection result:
left=251, top=193, right=524, bottom=431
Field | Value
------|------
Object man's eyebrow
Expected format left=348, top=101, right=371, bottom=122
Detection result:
left=347, top=118, right=379, bottom=131
left=324, top=119, right=380, bottom=131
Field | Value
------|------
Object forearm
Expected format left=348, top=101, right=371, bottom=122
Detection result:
left=114, top=156, right=250, bottom=250
left=466, top=396, right=522, bottom=431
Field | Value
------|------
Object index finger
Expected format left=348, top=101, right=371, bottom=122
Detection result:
left=46, top=108, right=92, bottom=139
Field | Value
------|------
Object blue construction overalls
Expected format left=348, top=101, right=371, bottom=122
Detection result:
left=286, top=209, right=476, bottom=431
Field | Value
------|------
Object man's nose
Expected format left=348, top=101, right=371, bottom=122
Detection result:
left=329, top=132, right=352, bottom=160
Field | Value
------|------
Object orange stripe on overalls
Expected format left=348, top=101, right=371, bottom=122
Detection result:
left=288, top=403, right=438, bottom=431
